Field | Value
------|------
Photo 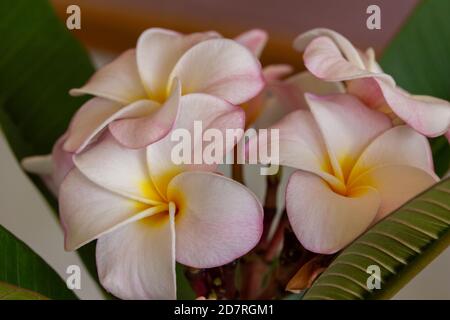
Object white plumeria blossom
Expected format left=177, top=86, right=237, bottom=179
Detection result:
left=60, top=93, right=263, bottom=299
left=250, top=92, right=438, bottom=254
left=293, top=28, right=450, bottom=141
left=65, top=28, right=264, bottom=152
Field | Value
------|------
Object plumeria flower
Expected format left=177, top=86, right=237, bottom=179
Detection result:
left=22, top=28, right=266, bottom=194
left=65, top=28, right=264, bottom=152
left=59, top=91, right=263, bottom=299
left=293, top=28, right=450, bottom=141
left=250, top=93, right=438, bottom=254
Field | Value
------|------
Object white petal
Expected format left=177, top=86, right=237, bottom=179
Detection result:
left=96, top=208, right=176, bottom=300
left=60, top=169, right=166, bottom=251
left=70, top=49, right=147, bottom=104
left=74, top=132, right=163, bottom=204
left=286, top=170, right=380, bottom=254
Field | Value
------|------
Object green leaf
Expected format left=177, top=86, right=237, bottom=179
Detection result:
left=0, top=282, right=49, bottom=300
left=0, top=0, right=104, bottom=294
left=303, top=178, right=450, bottom=300
left=380, top=0, right=450, bottom=176
left=0, top=225, right=76, bottom=299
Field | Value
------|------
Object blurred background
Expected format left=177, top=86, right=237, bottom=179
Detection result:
left=1, top=0, right=449, bottom=299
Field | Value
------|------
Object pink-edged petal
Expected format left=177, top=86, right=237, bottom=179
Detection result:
left=137, top=28, right=219, bottom=101
left=263, top=64, right=293, bottom=83
left=350, top=165, right=438, bottom=221
left=374, top=78, right=450, bottom=137
left=234, top=29, right=268, bottom=57
left=248, top=109, right=342, bottom=190
left=147, top=93, right=245, bottom=195
left=167, top=172, right=263, bottom=268
left=286, top=170, right=380, bottom=254
left=59, top=168, right=167, bottom=251
left=349, top=126, right=435, bottom=183
left=22, top=134, right=74, bottom=196
left=306, top=93, right=392, bottom=180
left=109, top=79, right=181, bottom=149
left=446, top=130, right=450, bottom=143
left=96, top=208, right=176, bottom=300
left=70, top=50, right=146, bottom=104
left=74, top=132, right=163, bottom=204
left=294, top=28, right=366, bottom=68
left=169, top=38, right=264, bottom=105
left=302, top=36, right=394, bottom=85
left=63, top=98, right=159, bottom=153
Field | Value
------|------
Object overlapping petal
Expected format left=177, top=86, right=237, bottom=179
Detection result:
left=306, top=93, right=391, bottom=180
left=350, top=165, right=437, bottom=221
left=168, top=39, right=264, bottom=105
left=136, top=28, right=219, bottom=101
left=286, top=170, right=380, bottom=254
left=109, top=79, right=182, bottom=149
left=63, top=98, right=158, bottom=153
left=70, top=50, right=147, bottom=104
left=96, top=209, right=176, bottom=300
left=147, top=93, right=245, bottom=195
left=73, top=132, right=163, bottom=204
left=168, top=172, right=263, bottom=268
left=59, top=168, right=167, bottom=251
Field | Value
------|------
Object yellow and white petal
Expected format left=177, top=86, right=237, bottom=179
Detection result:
left=96, top=209, right=176, bottom=300
left=109, top=79, right=181, bottom=149
left=70, top=50, right=147, bottom=104
left=249, top=109, right=342, bottom=190
left=349, top=126, right=435, bottom=183
left=306, top=93, right=391, bottom=180
left=137, top=28, right=219, bottom=101
left=350, top=165, right=438, bottom=221
left=286, top=170, right=380, bottom=254
left=74, top=132, right=162, bottom=204
left=167, top=172, right=263, bottom=268
left=147, top=93, right=245, bottom=196
left=60, top=169, right=166, bottom=251
left=168, top=38, right=264, bottom=105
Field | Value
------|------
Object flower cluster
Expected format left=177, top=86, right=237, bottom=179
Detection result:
left=23, top=28, right=449, bottom=299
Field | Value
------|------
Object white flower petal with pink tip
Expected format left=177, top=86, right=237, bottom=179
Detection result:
left=168, top=172, right=263, bottom=268
left=295, top=28, right=450, bottom=140
left=63, top=98, right=158, bottom=153
left=234, top=29, right=268, bottom=57
left=374, top=79, right=450, bottom=137
left=302, top=36, right=394, bottom=85
left=96, top=209, right=176, bottom=300
left=168, top=39, right=264, bottom=105
left=136, top=28, right=219, bottom=101
left=70, top=50, right=147, bottom=104
left=109, top=79, right=182, bottom=149
left=294, top=28, right=366, bottom=69
left=286, top=170, right=380, bottom=254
